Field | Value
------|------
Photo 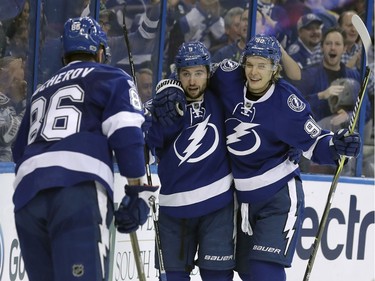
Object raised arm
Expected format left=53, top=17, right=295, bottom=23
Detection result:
left=280, top=45, right=301, bottom=81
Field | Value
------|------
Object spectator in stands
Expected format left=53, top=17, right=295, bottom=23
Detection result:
left=338, top=10, right=374, bottom=135
left=303, top=0, right=338, bottom=34
left=165, top=0, right=194, bottom=30
left=295, top=28, right=370, bottom=133
left=3, top=0, right=30, bottom=61
left=98, top=0, right=147, bottom=33
left=135, top=67, right=153, bottom=102
left=0, top=56, right=27, bottom=162
left=287, top=13, right=323, bottom=69
left=107, top=0, right=161, bottom=74
left=293, top=27, right=372, bottom=175
left=282, top=0, right=308, bottom=44
left=99, top=8, right=123, bottom=37
left=212, top=8, right=301, bottom=81
left=211, top=7, right=247, bottom=63
left=338, top=10, right=362, bottom=69
left=211, top=6, right=244, bottom=60
left=222, top=7, right=244, bottom=45
left=166, top=0, right=226, bottom=70
left=283, top=0, right=338, bottom=47
left=163, top=0, right=196, bottom=76
left=257, top=0, right=291, bottom=47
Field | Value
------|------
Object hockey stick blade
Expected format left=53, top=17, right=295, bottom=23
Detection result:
left=347, top=14, right=372, bottom=134
left=303, top=15, right=372, bottom=281
left=149, top=196, right=168, bottom=281
left=352, top=14, right=372, bottom=67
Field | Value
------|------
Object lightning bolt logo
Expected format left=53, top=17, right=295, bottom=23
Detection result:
left=283, top=182, right=298, bottom=256
left=226, top=119, right=261, bottom=156
left=174, top=115, right=219, bottom=165
left=283, top=216, right=296, bottom=256
left=179, top=118, right=208, bottom=165
left=98, top=223, right=109, bottom=279
left=227, top=122, right=258, bottom=144
left=96, top=185, right=109, bottom=279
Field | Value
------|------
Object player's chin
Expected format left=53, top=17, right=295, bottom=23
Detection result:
left=249, top=81, right=268, bottom=92
left=186, top=89, right=202, bottom=100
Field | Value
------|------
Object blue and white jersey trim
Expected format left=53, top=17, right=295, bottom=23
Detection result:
left=234, top=159, right=298, bottom=191
left=159, top=173, right=233, bottom=207
left=303, top=132, right=332, bottom=160
left=14, top=151, right=114, bottom=190
left=102, top=111, right=144, bottom=138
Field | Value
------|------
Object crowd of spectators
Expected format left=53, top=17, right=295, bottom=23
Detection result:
left=0, top=0, right=29, bottom=162
left=0, top=0, right=373, bottom=177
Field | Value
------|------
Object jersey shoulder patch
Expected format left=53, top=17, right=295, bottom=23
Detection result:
left=219, top=59, right=239, bottom=72
left=287, top=94, right=306, bottom=112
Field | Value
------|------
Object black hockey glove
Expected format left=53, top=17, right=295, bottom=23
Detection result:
left=114, top=184, right=159, bottom=233
left=287, top=147, right=302, bottom=164
left=329, top=129, right=361, bottom=160
left=151, top=79, right=186, bottom=126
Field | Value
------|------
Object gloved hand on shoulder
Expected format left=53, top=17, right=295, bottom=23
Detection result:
left=148, top=79, right=186, bottom=126
left=329, top=129, right=361, bottom=160
left=114, top=184, right=159, bottom=233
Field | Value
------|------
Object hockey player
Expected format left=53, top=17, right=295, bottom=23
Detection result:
left=146, top=41, right=301, bottom=281
left=151, top=35, right=361, bottom=281
left=208, top=34, right=361, bottom=281
left=146, top=42, right=236, bottom=281
left=12, top=16, right=157, bottom=281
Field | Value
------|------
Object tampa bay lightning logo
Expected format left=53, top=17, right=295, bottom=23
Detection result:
left=226, top=102, right=261, bottom=156
left=0, top=225, right=4, bottom=280
left=220, top=59, right=239, bottom=72
left=174, top=114, right=219, bottom=166
left=287, top=94, right=305, bottom=112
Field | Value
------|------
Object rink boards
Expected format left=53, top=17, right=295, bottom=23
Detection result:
left=0, top=164, right=374, bottom=281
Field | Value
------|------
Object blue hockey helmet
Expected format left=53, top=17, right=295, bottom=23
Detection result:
left=240, top=34, right=281, bottom=65
left=62, top=16, right=111, bottom=63
left=175, top=41, right=211, bottom=69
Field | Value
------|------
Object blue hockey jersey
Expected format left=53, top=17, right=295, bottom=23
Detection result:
left=287, top=39, right=322, bottom=69
left=146, top=89, right=233, bottom=218
left=210, top=59, right=336, bottom=204
left=12, top=61, right=146, bottom=211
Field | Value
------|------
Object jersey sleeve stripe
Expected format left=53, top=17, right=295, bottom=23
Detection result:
left=102, top=111, right=144, bottom=138
left=302, top=132, right=332, bottom=159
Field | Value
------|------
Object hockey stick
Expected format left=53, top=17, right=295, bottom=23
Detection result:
left=121, top=7, right=154, bottom=184
left=122, top=11, right=147, bottom=281
left=303, top=14, right=372, bottom=281
left=149, top=196, right=168, bottom=281
left=122, top=8, right=168, bottom=281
